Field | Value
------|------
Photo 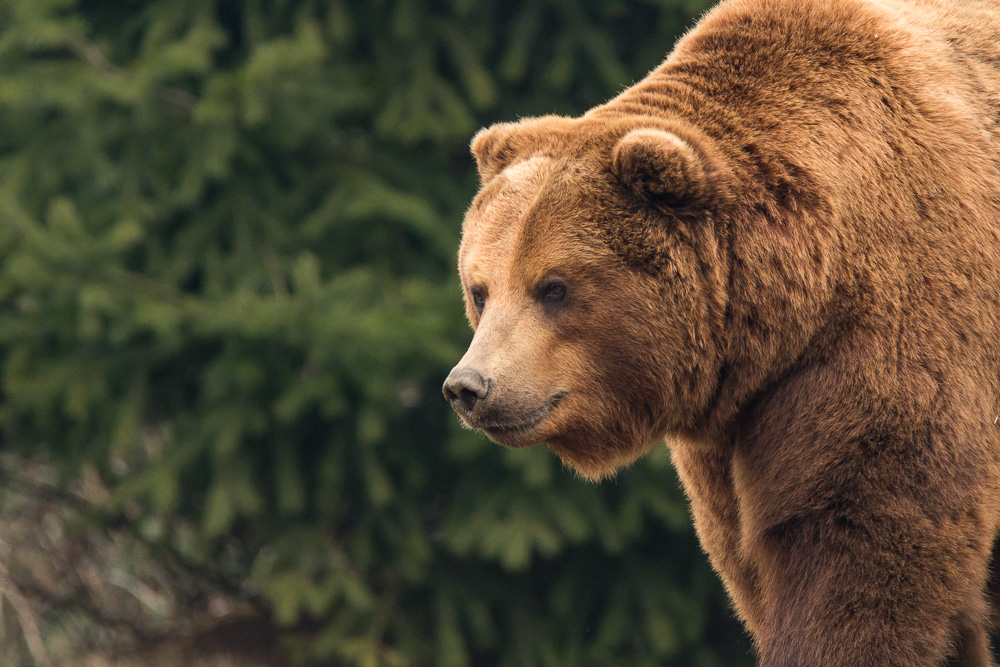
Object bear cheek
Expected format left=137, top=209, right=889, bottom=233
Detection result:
left=539, top=345, right=666, bottom=480
left=543, top=403, right=659, bottom=482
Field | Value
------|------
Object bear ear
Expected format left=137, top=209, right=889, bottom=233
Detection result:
left=611, top=128, right=725, bottom=211
left=471, top=116, right=573, bottom=183
left=471, top=122, right=522, bottom=183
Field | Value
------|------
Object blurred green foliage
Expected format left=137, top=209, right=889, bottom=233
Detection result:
left=0, top=0, right=752, bottom=664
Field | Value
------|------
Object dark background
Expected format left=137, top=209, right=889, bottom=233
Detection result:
left=0, top=0, right=754, bottom=664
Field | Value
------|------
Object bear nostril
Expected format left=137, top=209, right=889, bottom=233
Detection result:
left=458, top=388, right=480, bottom=412
left=442, top=368, right=490, bottom=415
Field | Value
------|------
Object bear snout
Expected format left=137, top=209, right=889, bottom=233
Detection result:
left=442, top=367, right=491, bottom=417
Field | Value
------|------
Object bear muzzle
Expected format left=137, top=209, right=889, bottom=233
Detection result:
left=442, top=366, right=566, bottom=446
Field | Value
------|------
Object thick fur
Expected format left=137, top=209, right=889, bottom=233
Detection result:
left=447, top=0, right=1000, bottom=664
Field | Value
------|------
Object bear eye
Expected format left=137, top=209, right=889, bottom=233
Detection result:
left=469, top=286, right=486, bottom=311
left=538, top=279, right=567, bottom=304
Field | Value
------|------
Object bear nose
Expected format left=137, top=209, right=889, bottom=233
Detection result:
left=442, top=368, right=490, bottom=415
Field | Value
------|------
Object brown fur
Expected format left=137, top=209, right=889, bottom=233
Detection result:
left=444, top=0, right=1000, bottom=663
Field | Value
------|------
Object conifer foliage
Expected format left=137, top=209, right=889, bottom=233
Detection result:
left=0, top=0, right=751, bottom=663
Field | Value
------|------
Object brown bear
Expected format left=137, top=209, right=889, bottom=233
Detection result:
left=442, top=0, right=1000, bottom=664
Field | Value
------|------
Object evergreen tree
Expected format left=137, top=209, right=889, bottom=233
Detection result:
left=0, top=0, right=751, bottom=663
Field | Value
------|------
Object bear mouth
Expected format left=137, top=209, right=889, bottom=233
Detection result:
left=478, top=392, right=567, bottom=445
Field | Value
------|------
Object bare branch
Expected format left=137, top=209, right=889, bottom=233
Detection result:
left=0, top=566, right=51, bottom=667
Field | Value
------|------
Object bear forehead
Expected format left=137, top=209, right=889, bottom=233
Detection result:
left=460, top=155, right=609, bottom=286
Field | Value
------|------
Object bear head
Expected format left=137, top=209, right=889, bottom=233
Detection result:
left=443, top=114, right=733, bottom=480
